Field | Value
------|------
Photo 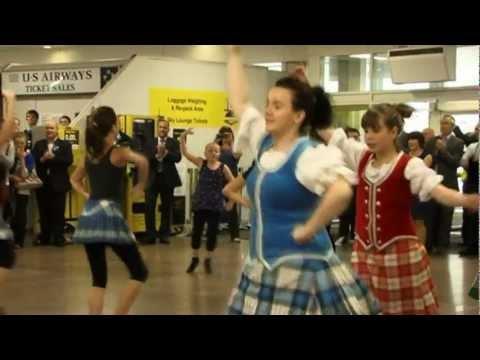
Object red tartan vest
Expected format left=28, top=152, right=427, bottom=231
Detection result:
left=355, top=151, right=417, bottom=251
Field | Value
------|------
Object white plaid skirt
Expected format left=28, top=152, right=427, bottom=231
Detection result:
left=227, top=255, right=381, bottom=315
left=73, top=199, right=136, bottom=245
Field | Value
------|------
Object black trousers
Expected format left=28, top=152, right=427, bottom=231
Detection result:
left=191, top=210, right=220, bottom=252
left=225, top=205, right=240, bottom=241
left=11, top=194, right=29, bottom=247
left=36, top=188, right=66, bottom=244
left=84, top=243, right=148, bottom=288
left=338, top=199, right=356, bottom=240
left=462, top=208, right=479, bottom=250
left=145, top=177, right=175, bottom=240
left=425, top=200, right=453, bottom=249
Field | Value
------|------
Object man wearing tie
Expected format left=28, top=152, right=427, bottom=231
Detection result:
left=144, top=117, right=182, bottom=245
left=424, top=114, right=464, bottom=254
left=32, top=120, right=73, bottom=246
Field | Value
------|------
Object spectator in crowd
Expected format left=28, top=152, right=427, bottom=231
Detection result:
left=336, top=127, right=360, bottom=246
left=422, top=128, right=436, bottom=144
left=424, top=114, right=464, bottom=254
left=25, top=110, right=39, bottom=151
left=143, top=117, right=182, bottom=245
left=216, top=126, right=242, bottom=243
left=459, top=132, right=479, bottom=257
left=32, top=120, right=73, bottom=247
left=10, top=132, right=37, bottom=248
left=59, top=115, right=71, bottom=127
left=453, top=121, right=479, bottom=146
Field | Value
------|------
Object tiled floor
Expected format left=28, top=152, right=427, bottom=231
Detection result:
left=0, top=233, right=478, bottom=315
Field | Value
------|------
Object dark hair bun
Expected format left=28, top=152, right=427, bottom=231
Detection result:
left=312, top=86, right=333, bottom=130
left=395, top=103, right=414, bottom=119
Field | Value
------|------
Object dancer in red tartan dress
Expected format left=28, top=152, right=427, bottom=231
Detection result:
left=320, top=103, right=479, bottom=315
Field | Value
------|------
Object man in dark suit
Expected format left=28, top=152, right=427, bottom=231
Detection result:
left=32, top=120, right=73, bottom=246
left=143, top=117, right=182, bottom=244
left=424, top=114, right=464, bottom=253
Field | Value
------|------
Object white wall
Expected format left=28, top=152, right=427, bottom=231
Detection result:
left=14, top=95, right=92, bottom=130
left=73, top=56, right=269, bottom=171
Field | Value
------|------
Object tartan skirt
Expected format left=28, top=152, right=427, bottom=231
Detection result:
left=73, top=199, right=136, bottom=245
left=227, top=254, right=381, bottom=315
left=351, top=238, right=439, bottom=315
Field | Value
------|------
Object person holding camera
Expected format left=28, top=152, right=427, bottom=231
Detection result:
left=216, top=126, right=242, bottom=243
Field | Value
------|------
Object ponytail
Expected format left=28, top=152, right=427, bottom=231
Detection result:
left=309, top=86, right=333, bottom=141
left=85, top=106, right=117, bottom=159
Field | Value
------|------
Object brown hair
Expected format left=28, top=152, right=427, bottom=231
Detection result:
left=361, top=103, right=414, bottom=135
left=86, top=106, right=117, bottom=159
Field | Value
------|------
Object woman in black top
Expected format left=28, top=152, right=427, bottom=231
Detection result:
left=70, top=106, right=149, bottom=315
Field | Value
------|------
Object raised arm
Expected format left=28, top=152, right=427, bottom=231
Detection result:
left=179, top=129, right=203, bottom=167
left=0, top=91, right=16, bottom=147
left=227, top=46, right=250, bottom=117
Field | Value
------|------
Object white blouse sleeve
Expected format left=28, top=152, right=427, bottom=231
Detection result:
left=404, top=157, right=444, bottom=201
left=295, top=144, right=357, bottom=197
left=233, top=104, right=267, bottom=156
left=329, top=128, right=368, bottom=173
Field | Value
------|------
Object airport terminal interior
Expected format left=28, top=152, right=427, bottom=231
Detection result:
left=0, top=45, right=478, bottom=315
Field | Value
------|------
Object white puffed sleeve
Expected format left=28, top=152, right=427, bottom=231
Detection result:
left=404, top=157, right=444, bottom=201
left=233, top=104, right=266, bottom=156
left=295, top=144, right=357, bottom=196
left=328, top=128, right=368, bottom=173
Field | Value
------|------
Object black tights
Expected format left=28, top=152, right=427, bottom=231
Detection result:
left=191, top=210, right=220, bottom=252
left=84, top=243, right=148, bottom=288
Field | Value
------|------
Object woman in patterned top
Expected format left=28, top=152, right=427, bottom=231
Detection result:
left=180, top=128, right=234, bottom=274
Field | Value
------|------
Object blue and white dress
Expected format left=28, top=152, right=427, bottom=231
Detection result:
left=227, top=105, right=380, bottom=315
left=73, top=146, right=135, bottom=245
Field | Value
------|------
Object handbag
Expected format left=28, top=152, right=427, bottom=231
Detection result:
left=15, top=174, right=43, bottom=191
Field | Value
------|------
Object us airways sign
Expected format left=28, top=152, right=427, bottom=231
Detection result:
left=2, top=68, right=101, bottom=95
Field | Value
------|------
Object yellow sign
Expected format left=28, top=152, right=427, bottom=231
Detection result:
left=149, top=88, right=237, bottom=128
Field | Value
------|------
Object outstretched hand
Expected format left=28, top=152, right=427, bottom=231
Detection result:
left=464, top=194, right=480, bottom=213
left=181, top=128, right=194, bottom=138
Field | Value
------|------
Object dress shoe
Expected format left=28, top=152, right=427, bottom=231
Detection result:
left=158, top=237, right=170, bottom=245
left=187, top=257, right=199, bottom=273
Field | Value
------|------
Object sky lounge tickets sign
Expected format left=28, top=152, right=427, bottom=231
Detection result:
left=2, top=68, right=101, bottom=95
